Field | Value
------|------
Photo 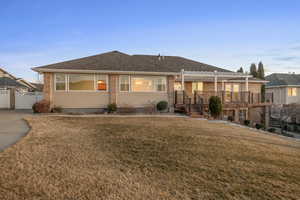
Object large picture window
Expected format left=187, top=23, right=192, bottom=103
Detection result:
left=131, top=76, right=166, bottom=92
left=69, top=74, right=94, bottom=91
left=55, top=74, right=66, bottom=91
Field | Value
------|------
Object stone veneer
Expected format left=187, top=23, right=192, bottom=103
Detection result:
left=43, top=72, right=53, bottom=109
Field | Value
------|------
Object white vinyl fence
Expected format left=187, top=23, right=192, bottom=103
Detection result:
left=0, top=90, right=10, bottom=109
left=15, top=92, right=43, bottom=109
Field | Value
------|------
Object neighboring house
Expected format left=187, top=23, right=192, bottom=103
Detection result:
left=0, top=77, right=28, bottom=91
left=30, top=82, right=44, bottom=92
left=0, top=68, right=38, bottom=91
left=266, top=73, right=300, bottom=105
left=32, top=51, right=268, bottom=120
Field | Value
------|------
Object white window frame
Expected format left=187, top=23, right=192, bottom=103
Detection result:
left=54, top=73, right=109, bottom=92
left=119, top=75, right=131, bottom=92
left=130, top=75, right=167, bottom=93
left=54, top=73, right=68, bottom=92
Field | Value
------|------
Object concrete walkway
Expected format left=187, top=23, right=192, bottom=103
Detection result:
left=0, top=110, right=31, bottom=151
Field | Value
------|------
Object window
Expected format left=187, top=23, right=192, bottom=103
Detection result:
left=192, top=82, right=203, bottom=93
left=233, top=84, right=240, bottom=92
left=131, top=76, right=166, bottom=92
left=69, top=74, right=94, bottom=91
left=288, top=88, right=297, bottom=97
left=155, top=78, right=166, bottom=91
left=120, top=75, right=130, bottom=92
left=232, top=84, right=240, bottom=101
left=174, top=82, right=182, bottom=90
left=96, top=75, right=107, bottom=91
left=225, top=84, right=231, bottom=92
left=55, top=74, right=66, bottom=91
left=225, top=84, right=232, bottom=102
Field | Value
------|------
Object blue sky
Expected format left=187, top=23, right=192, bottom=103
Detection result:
left=1, top=0, right=300, bottom=82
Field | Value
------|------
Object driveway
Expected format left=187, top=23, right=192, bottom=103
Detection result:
left=0, top=110, right=31, bottom=151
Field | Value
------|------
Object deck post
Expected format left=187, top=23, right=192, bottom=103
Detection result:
left=214, top=70, right=218, bottom=94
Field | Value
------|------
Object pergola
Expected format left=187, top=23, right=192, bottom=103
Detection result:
left=180, top=69, right=253, bottom=92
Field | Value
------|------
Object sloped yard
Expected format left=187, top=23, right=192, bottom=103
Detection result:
left=0, top=116, right=300, bottom=200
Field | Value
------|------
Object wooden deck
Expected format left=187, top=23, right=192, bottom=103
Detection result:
left=174, top=90, right=273, bottom=116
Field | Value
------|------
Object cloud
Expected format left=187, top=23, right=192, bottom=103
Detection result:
left=290, top=46, right=300, bottom=51
left=273, top=56, right=300, bottom=61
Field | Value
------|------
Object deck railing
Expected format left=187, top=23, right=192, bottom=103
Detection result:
left=175, top=90, right=273, bottom=106
left=174, top=90, right=192, bottom=113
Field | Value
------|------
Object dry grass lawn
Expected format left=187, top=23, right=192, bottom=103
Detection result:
left=0, top=116, right=300, bottom=200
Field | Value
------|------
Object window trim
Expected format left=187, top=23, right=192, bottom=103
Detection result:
left=130, top=75, right=167, bottom=93
left=54, top=73, right=67, bottom=92
left=119, top=75, right=131, bottom=92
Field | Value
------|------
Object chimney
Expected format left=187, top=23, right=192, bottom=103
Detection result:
left=158, top=54, right=161, bottom=61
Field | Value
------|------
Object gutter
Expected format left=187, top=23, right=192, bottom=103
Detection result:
left=266, top=85, right=300, bottom=89
left=31, top=68, right=179, bottom=76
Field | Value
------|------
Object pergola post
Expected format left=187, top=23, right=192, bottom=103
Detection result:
left=181, top=69, right=185, bottom=91
left=214, top=70, right=218, bottom=93
left=245, top=76, right=249, bottom=92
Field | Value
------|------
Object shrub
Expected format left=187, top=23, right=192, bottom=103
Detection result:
left=32, top=100, right=50, bottom=113
left=268, top=128, right=276, bottom=133
left=209, top=96, right=222, bottom=118
left=51, top=106, right=63, bottom=113
left=156, top=101, right=168, bottom=111
left=107, top=103, right=117, bottom=113
left=255, top=123, right=264, bottom=130
left=244, top=120, right=251, bottom=126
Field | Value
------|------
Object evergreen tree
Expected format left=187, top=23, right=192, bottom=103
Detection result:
left=257, top=62, right=265, bottom=79
left=237, top=67, right=244, bottom=73
left=250, top=63, right=258, bottom=78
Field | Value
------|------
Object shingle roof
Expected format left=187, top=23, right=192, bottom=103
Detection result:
left=0, top=77, right=27, bottom=88
left=266, top=73, right=300, bottom=87
left=33, top=51, right=231, bottom=73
